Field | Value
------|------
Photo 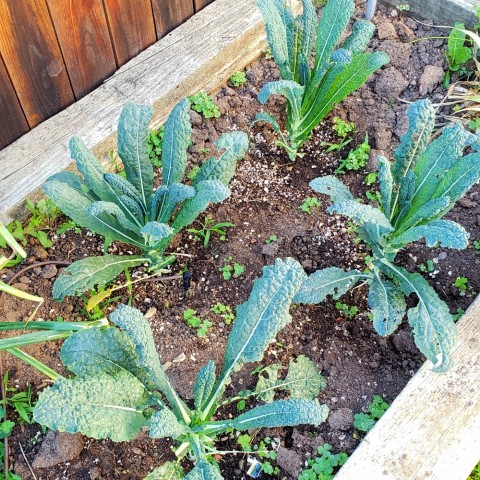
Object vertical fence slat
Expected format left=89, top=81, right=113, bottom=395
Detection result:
left=47, top=0, right=117, bottom=99
left=103, top=0, right=157, bottom=67
left=0, top=55, right=29, bottom=149
left=151, top=0, right=195, bottom=39
left=0, top=0, right=75, bottom=128
left=194, top=0, right=214, bottom=12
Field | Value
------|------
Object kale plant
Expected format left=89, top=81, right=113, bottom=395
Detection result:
left=33, top=258, right=328, bottom=479
left=43, top=99, right=248, bottom=300
left=294, top=100, right=480, bottom=371
left=256, top=0, right=389, bottom=160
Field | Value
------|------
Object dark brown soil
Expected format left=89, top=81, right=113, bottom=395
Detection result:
left=2, top=3, right=479, bottom=480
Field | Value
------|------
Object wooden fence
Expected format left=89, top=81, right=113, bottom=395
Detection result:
left=0, top=0, right=214, bottom=151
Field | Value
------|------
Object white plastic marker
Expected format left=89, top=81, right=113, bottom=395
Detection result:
left=366, top=0, right=377, bottom=19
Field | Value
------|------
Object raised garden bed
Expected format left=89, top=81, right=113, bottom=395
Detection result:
left=0, top=0, right=479, bottom=479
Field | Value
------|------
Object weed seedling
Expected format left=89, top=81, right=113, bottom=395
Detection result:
left=300, top=197, right=321, bottom=215
left=0, top=198, right=60, bottom=250
left=353, top=395, right=389, bottom=432
left=336, top=133, right=370, bottom=174
left=364, top=172, right=377, bottom=186
left=1, top=373, right=35, bottom=424
left=230, top=71, right=247, bottom=87
left=220, top=256, right=245, bottom=280
left=419, top=259, right=436, bottom=273
left=211, top=302, right=235, bottom=325
left=147, top=125, right=165, bottom=168
left=454, top=276, right=468, bottom=294
left=473, top=240, right=480, bottom=251
left=187, top=216, right=235, bottom=248
left=335, top=302, right=359, bottom=318
left=452, top=308, right=465, bottom=322
left=395, top=3, right=410, bottom=11
left=299, top=443, right=348, bottom=480
left=265, top=234, right=278, bottom=244
left=321, top=117, right=356, bottom=153
left=188, top=92, right=221, bottom=118
left=183, top=308, right=212, bottom=337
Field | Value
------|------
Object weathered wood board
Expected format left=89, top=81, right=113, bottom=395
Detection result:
left=379, top=0, right=478, bottom=27
left=334, top=296, right=480, bottom=480
left=151, top=0, right=195, bottom=38
left=0, top=0, right=268, bottom=224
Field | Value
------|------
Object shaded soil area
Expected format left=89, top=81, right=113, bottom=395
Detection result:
left=2, top=3, right=479, bottom=480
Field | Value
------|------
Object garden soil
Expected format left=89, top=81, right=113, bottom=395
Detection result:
left=2, top=3, right=479, bottom=479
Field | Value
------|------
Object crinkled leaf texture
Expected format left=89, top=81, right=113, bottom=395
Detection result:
left=144, top=462, right=184, bottom=480
left=193, top=361, right=216, bottom=410
left=229, top=399, right=328, bottom=430
left=149, top=408, right=186, bottom=439
left=310, top=175, right=354, bottom=203
left=52, top=255, right=146, bottom=301
left=34, top=370, right=150, bottom=442
left=118, top=103, right=154, bottom=206
left=184, top=461, right=223, bottom=480
left=391, top=220, right=469, bottom=250
left=283, top=355, right=326, bottom=399
left=294, top=267, right=367, bottom=304
left=368, top=273, right=406, bottom=336
left=221, top=258, right=306, bottom=377
left=379, top=262, right=457, bottom=371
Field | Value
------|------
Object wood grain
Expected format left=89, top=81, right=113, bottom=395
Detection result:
left=47, top=0, right=117, bottom=99
left=194, top=0, right=214, bottom=12
left=151, top=0, right=195, bottom=38
left=0, top=0, right=268, bottom=223
left=0, top=55, right=29, bottom=149
left=379, top=0, right=477, bottom=27
left=0, top=0, right=74, bottom=127
left=335, top=297, right=480, bottom=480
left=102, top=0, right=157, bottom=66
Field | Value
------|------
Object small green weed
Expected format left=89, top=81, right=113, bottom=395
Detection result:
left=452, top=308, right=465, bottom=322
left=265, top=234, right=278, bottom=244
left=147, top=125, right=165, bottom=168
left=364, top=172, right=377, bottom=186
left=353, top=395, right=389, bottom=432
left=0, top=198, right=60, bottom=250
left=0, top=408, right=20, bottom=480
left=230, top=71, right=247, bottom=87
left=473, top=240, right=480, bottom=251
left=454, top=276, right=468, bottom=292
left=188, top=92, right=221, bottom=118
left=321, top=117, right=355, bottom=153
left=211, top=302, right=235, bottom=325
left=1, top=373, right=35, bottom=424
left=299, top=443, right=348, bottom=480
left=395, top=3, right=410, bottom=11
left=336, top=133, right=370, bottom=174
left=187, top=216, right=234, bottom=248
left=419, top=259, right=436, bottom=273
left=335, top=302, right=359, bottom=318
left=183, top=308, right=212, bottom=337
left=56, top=219, right=81, bottom=235
left=444, top=22, right=474, bottom=86
left=468, top=461, right=480, bottom=479
left=300, top=197, right=321, bottom=215
left=220, top=256, right=245, bottom=280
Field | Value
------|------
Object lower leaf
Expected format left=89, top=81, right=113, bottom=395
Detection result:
left=34, top=371, right=150, bottom=441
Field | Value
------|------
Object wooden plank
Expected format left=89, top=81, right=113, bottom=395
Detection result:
left=151, top=0, right=195, bottom=39
left=0, top=55, right=29, bottom=150
left=103, top=0, right=157, bottom=66
left=47, top=0, right=117, bottom=99
left=0, top=0, right=268, bottom=223
left=335, top=297, right=480, bottom=480
left=379, top=0, right=477, bottom=28
left=194, top=0, right=215, bottom=12
left=0, top=0, right=74, bottom=127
